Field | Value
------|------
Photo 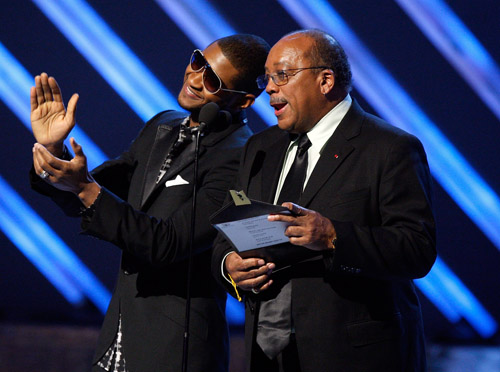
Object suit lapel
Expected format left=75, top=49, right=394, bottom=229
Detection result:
left=299, top=134, right=354, bottom=207
left=140, top=124, right=180, bottom=208
left=260, top=132, right=290, bottom=203
left=141, top=116, right=245, bottom=208
left=161, top=140, right=205, bottom=186
left=300, top=100, right=364, bottom=207
left=160, top=118, right=245, bottom=187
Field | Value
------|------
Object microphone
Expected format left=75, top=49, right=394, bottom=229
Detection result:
left=218, top=110, right=232, bottom=131
left=196, top=102, right=220, bottom=133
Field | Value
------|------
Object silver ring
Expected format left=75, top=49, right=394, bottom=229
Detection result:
left=251, top=288, right=260, bottom=294
left=39, top=170, right=50, bottom=180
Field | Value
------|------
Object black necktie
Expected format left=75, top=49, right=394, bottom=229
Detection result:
left=277, top=133, right=312, bottom=205
left=256, top=133, right=311, bottom=360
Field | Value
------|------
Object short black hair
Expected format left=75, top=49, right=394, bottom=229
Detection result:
left=214, top=34, right=270, bottom=97
left=285, top=29, right=352, bottom=93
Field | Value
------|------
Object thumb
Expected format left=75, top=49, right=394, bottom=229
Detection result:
left=66, top=93, right=79, bottom=126
left=288, top=202, right=308, bottom=216
left=70, top=137, right=85, bottom=159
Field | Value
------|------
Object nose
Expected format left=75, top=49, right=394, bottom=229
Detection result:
left=265, top=76, right=279, bottom=95
left=188, top=67, right=204, bottom=90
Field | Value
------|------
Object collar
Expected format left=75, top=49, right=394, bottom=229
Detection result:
left=184, top=110, right=248, bottom=148
left=306, top=94, right=352, bottom=152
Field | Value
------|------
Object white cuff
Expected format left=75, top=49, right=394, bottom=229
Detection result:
left=221, top=251, right=237, bottom=284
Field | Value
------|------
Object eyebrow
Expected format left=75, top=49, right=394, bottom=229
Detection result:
left=265, top=62, right=292, bottom=72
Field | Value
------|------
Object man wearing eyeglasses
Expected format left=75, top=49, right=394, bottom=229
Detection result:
left=212, top=29, right=436, bottom=372
left=30, top=34, right=270, bottom=372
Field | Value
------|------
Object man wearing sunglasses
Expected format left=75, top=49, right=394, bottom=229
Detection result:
left=30, top=34, right=270, bottom=372
left=212, top=29, right=436, bottom=372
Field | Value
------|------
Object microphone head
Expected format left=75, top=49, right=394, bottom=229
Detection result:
left=198, top=102, right=220, bottom=130
left=217, top=110, right=232, bottom=130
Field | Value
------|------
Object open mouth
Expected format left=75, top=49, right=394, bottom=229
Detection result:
left=271, top=102, right=288, bottom=116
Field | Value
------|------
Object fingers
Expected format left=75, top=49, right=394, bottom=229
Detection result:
left=226, top=253, right=266, bottom=272
left=33, top=147, right=45, bottom=177
left=252, top=278, right=274, bottom=294
left=30, top=86, right=38, bottom=112
left=268, top=213, right=295, bottom=223
left=33, top=143, right=65, bottom=173
left=237, top=271, right=273, bottom=292
left=268, top=203, right=309, bottom=223
left=35, top=74, right=44, bottom=106
left=225, top=253, right=275, bottom=291
left=40, top=72, right=53, bottom=103
left=267, top=203, right=334, bottom=250
left=226, top=254, right=269, bottom=277
left=34, top=72, right=52, bottom=105
left=33, top=72, right=68, bottom=106
left=48, top=76, right=64, bottom=103
left=283, top=202, right=308, bottom=216
left=33, top=146, right=54, bottom=183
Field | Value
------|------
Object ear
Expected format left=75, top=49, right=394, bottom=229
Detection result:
left=319, top=69, right=335, bottom=95
left=236, top=93, right=256, bottom=110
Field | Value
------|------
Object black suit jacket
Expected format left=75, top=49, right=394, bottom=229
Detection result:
left=31, top=110, right=252, bottom=372
left=212, top=100, right=436, bottom=372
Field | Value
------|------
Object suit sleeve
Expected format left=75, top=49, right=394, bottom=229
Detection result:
left=210, top=135, right=256, bottom=296
left=82, top=133, right=244, bottom=268
left=327, top=133, right=437, bottom=280
left=29, top=112, right=158, bottom=217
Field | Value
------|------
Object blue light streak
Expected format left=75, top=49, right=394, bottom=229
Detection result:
left=0, top=41, right=107, bottom=170
left=0, top=176, right=111, bottom=313
left=32, top=0, right=182, bottom=122
left=414, top=275, right=461, bottom=324
left=278, top=0, right=498, bottom=337
left=395, top=0, right=500, bottom=121
left=0, top=202, right=83, bottom=305
left=416, top=257, right=497, bottom=338
left=154, top=0, right=277, bottom=126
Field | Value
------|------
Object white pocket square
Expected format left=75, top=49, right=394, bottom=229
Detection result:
left=165, top=174, right=189, bottom=187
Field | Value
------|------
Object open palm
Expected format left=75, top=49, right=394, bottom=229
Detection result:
left=30, top=73, right=79, bottom=150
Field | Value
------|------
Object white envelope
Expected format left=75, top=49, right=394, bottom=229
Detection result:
left=165, top=174, right=189, bottom=187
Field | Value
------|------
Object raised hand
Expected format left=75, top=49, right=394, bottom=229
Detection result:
left=30, top=72, right=79, bottom=156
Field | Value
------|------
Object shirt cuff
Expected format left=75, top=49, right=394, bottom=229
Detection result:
left=80, top=187, right=103, bottom=226
left=221, top=251, right=236, bottom=284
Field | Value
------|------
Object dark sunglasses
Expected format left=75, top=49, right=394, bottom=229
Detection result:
left=190, top=49, right=248, bottom=95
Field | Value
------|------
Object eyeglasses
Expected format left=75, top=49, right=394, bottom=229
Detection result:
left=256, top=66, right=329, bottom=89
left=190, top=49, right=248, bottom=95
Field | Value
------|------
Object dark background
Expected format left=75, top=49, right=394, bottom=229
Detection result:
left=1, top=0, right=499, bottom=347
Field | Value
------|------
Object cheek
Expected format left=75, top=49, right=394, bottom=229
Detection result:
left=183, top=67, right=192, bottom=80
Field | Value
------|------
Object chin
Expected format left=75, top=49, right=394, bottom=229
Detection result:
left=178, top=95, right=201, bottom=112
left=277, top=120, right=295, bottom=133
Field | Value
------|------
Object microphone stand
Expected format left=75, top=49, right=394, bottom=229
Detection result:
left=182, top=125, right=203, bottom=372
left=181, top=103, right=227, bottom=372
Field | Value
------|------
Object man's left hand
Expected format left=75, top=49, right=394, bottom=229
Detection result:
left=33, top=137, right=101, bottom=207
left=268, top=202, right=336, bottom=251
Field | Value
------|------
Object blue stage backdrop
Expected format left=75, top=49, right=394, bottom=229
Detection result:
left=1, top=0, right=499, bottom=342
